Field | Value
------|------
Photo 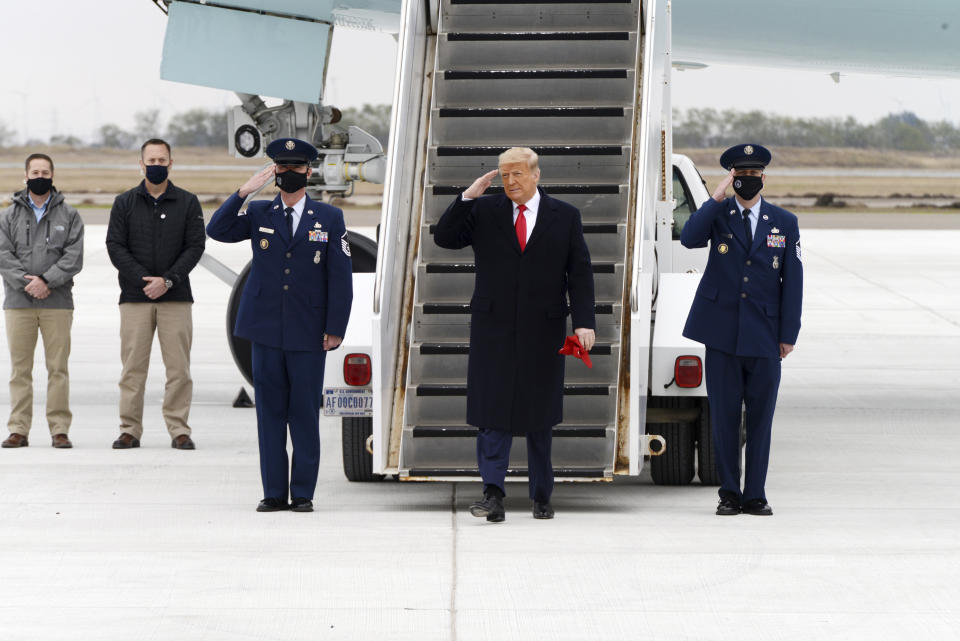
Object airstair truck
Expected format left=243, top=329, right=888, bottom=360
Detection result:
left=332, top=0, right=716, bottom=486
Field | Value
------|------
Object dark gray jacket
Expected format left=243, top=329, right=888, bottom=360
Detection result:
left=0, top=189, right=84, bottom=310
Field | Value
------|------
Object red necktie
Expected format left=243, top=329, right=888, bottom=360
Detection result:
left=515, top=204, right=527, bottom=251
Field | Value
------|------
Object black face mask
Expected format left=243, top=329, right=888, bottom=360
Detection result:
left=275, top=169, right=308, bottom=193
left=145, top=165, right=169, bottom=185
left=732, top=175, right=763, bottom=200
left=26, top=177, right=53, bottom=196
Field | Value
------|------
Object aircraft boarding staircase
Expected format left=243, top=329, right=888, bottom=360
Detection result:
left=397, top=0, right=644, bottom=480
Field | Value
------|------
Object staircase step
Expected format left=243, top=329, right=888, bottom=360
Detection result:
left=439, top=32, right=638, bottom=69
left=410, top=341, right=618, bottom=384
left=436, top=69, right=634, bottom=107
left=431, top=107, right=633, bottom=145
left=405, top=467, right=609, bottom=478
left=416, top=262, right=623, bottom=301
left=441, top=0, right=638, bottom=32
left=411, top=425, right=609, bottom=437
left=429, top=144, right=630, bottom=182
left=424, top=184, right=627, bottom=224
left=421, top=222, right=626, bottom=263
left=405, top=385, right=617, bottom=424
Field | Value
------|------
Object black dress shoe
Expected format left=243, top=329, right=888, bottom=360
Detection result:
left=112, top=433, right=140, bottom=449
left=716, top=497, right=741, bottom=515
left=256, top=498, right=289, bottom=512
left=291, top=497, right=313, bottom=512
left=171, top=434, right=196, bottom=450
left=469, top=494, right=505, bottom=522
left=742, top=499, right=773, bottom=516
left=533, top=502, right=554, bottom=519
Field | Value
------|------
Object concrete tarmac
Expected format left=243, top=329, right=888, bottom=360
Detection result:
left=0, top=227, right=958, bottom=641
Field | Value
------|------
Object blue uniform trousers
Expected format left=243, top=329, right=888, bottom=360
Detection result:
left=477, top=428, right=554, bottom=502
left=251, top=342, right=326, bottom=501
left=705, top=347, right=781, bottom=503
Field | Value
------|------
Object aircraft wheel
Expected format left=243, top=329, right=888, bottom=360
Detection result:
left=342, top=416, right=384, bottom=482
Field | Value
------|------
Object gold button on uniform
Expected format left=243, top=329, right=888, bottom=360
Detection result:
left=743, top=276, right=749, bottom=282
left=746, top=260, right=751, bottom=266
left=283, top=285, right=289, bottom=291
left=741, top=293, right=747, bottom=298
left=284, top=268, right=290, bottom=275
left=286, top=252, right=292, bottom=258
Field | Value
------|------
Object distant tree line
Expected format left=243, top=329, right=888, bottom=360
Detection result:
left=674, top=109, right=960, bottom=153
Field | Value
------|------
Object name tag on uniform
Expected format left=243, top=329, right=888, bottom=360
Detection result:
left=259, top=227, right=274, bottom=234
left=309, top=230, right=328, bottom=242
left=767, top=234, right=785, bottom=248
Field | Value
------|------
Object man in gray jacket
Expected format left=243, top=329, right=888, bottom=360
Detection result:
left=0, top=153, right=84, bottom=448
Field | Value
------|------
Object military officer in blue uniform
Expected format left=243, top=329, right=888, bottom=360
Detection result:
left=207, top=138, right=353, bottom=513
left=680, top=143, right=802, bottom=516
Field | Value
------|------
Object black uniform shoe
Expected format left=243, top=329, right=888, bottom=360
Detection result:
left=716, top=497, right=741, bottom=515
left=532, top=502, right=554, bottom=519
left=256, top=498, right=290, bottom=512
left=291, top=497, right=313, bottom=512
left=469, top=494, right=505, bottom=522
left=742, top=499, right=773, bottom=516
left=112, top=433, right=140, bottom=449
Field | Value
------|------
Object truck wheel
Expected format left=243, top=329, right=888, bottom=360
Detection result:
left=342, top=416, right=384, bottom=482
left=696, top=398, right=721, bottom=485
left=650, top=421, right=695, bottom=485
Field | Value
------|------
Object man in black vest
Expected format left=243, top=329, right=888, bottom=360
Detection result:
left=435, top=147, right=595, bottom=522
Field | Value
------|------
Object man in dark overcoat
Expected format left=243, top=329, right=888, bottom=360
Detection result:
left=434, top=147, right=595, bottom=522
left=680, top=143, right=803, bottom=517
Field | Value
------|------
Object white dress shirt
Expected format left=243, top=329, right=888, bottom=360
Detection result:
left=735, top=196, right=761, bottom=237
left=282, top=195, right=306, bottom=235
left=511, top=190, right=540, bottom=244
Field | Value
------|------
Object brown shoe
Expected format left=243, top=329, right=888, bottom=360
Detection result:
left=52, top=434, right=73, bottom=449
left=1, top=433, right=28, bottom=448
left=171, top=434, right=195, bottom=450
left=112, top=433, right=140, bottom=449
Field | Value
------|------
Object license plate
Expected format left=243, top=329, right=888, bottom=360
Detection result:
left=323, top=388, right=373, bottom=416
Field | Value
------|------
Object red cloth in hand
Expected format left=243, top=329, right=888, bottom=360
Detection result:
left=558, top=335, right=592, bottom=368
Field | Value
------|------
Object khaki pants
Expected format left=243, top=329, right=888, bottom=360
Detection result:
left=5, top=308, right=73, bottom=436
left=118, top=302, right=193, bottom=440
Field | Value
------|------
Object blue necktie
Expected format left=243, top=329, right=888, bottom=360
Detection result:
left=284, top=207, right=293, bottom=237
left=742, top=208, right=753, bottom=244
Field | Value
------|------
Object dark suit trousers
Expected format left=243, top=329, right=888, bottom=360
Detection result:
left=251, top=342, right=327, bottom=500
left=705, top=347, right=781, bottom=503
left=476, top=428, right=554, bottom=502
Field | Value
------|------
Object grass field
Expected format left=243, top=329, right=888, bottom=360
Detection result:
left=2, top=145, right=958, bottom=208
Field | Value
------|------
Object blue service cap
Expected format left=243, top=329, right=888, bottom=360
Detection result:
left=719, top=143, right=771, bottom=170
left=266, top=137, right=319, bottom=165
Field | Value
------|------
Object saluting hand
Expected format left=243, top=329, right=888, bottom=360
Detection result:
left=463, top=170, right=499, bottom=200
left=712, top=169, right=736, bottom=202
left=574, top=327, right=595, bottom=352
left=238, top=165, right=276, bottom=199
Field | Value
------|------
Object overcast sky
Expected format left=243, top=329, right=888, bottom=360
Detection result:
left=2, top=0, right=960, bottom=144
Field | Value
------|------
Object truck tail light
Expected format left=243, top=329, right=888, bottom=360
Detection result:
left=675, top=356, right=702, bottom=388
left=344, top=353, right=371, bottom=386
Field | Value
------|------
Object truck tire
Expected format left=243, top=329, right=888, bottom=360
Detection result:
left=650, top=422, right=695, bottom=485
left=342, top=416, right=384, bottom=482
left=696, top=398, right=721, bottom=485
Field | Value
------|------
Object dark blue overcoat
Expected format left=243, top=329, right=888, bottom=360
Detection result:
left=434, top=188, right=595, bottom=434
